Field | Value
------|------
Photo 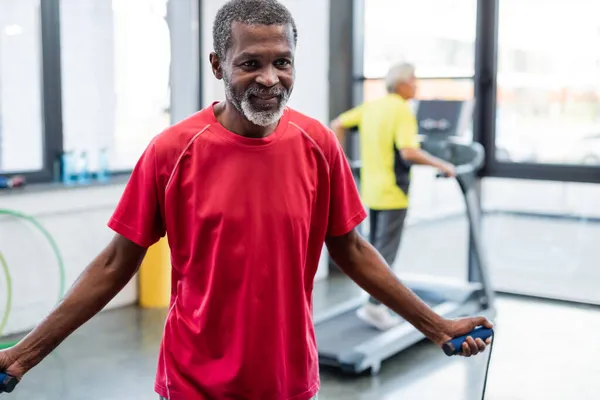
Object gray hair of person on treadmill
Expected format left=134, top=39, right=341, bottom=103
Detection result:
left=385, top=63, right=415, bottom=93
left=213, top=0, right=298, bottom=61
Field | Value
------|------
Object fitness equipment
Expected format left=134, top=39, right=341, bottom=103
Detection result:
left=314, top=99, right=496, bottom=375
left=0, top=209, right=66, bottom=350
left=0, top=210, right=66, bottom=393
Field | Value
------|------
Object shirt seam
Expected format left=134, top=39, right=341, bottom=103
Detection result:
left=164, top=124, right=211, bottom=194
left=289, top=122, right=330, bottom=174
left=107, top=217, right=154, bottom=248
left=328, top=209, right=367, bottom=237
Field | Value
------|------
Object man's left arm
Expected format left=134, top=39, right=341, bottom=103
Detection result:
left=325, top=229, right=492, bottom=355
left=323, top=134, right=491, bottom=356
left=396, top=113, right=456, bottom=177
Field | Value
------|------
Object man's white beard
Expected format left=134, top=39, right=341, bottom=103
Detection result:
left=240, top=97, right=285, bottom=127
left=224, top=77, right=290, bottom=127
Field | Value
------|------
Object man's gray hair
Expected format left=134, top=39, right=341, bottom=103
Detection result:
left=385, top=63, right=415, bottom=93
left=213, top=0, right=298, bottom=60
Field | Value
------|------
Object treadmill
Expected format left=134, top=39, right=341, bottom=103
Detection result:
left=314, top=100, right=496, bottom=375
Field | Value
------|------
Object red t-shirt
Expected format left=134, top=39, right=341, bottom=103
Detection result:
left=108, top=103, right=367, bottom=400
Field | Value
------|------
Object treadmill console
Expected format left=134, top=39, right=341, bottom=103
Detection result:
left=415, top=99, right=474, bottom=161
left=415, top=99, right=474, bottom=140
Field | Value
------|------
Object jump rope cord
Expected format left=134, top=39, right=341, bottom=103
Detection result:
left=480, top=330, right=494, bottom=400
left=455, top=328, right=494, bottom=399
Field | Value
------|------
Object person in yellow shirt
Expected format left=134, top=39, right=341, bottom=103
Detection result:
left=331, top=63, right=456, bottom=331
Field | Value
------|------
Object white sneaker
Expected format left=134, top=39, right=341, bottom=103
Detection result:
left=356, top=302, right=402, bottom=331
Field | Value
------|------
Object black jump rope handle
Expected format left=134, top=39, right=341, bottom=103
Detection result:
left=0, top=372, right=18, bottom=393
left=443, top=326, right=494, bottom=356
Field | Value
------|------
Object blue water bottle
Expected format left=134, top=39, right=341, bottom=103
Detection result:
left=97, top=148, right=110, bottom=182
left=77, top=151, right=89, bottom=185
left=61, top=151, right=75, bottom=185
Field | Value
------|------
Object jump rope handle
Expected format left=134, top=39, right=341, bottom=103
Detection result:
left=0, top=372, right=18, bottom=393
left=442, top=326, right=494, bottom=356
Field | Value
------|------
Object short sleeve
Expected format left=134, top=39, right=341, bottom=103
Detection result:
left=326, top=139, right=367, bottom=237
left=338, top=105, right=364, bottom=129
left=395, top=112, right=420, bottom=149
left=107, top=142, right=166, bottom=248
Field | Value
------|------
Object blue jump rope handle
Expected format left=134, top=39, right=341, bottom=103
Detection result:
left=0, top=372, right=18, bottom=393
left=442, top=327, right=494, bottom=356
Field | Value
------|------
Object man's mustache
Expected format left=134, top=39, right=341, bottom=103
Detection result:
left=245, top=86, right=287, bottom=97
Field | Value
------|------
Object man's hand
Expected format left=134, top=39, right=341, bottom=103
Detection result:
left=0, top=234, right=147, bottom=380
left=435, top=316, right=494, bottom=357
left=400, top=148, right=456, bottom=177
left=438, top=162, right=456, bottom=178
left=326, top=230, right=494, bottom=358
left=0, top=348, right=26, bottom=381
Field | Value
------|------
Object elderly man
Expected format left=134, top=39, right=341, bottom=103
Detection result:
left=331, top=63, right=458, bottom=331
left=0, top=2, right=490, bottom=400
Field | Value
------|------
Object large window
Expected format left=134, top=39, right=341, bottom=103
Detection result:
left=0, top=0, right=44, bottom=173
left=351, top=0, right=600, bottom=306
left=495, top=0, right=600, bottom=166
left=60, top=0, right=172, bottom=172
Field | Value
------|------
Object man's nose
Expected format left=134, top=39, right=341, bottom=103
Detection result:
left=256, top=66, right=279, bottom=87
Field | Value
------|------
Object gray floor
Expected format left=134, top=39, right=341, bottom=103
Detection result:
left=4, top=277, right=600, bottom=400
left=4, top=213, right=600, bottom=399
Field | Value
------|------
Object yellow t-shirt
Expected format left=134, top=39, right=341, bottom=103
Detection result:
left=339, top=93, right=419, bottom=210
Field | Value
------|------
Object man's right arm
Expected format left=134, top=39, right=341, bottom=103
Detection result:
left=400, top=147, right=456, bottom=177
left=2, top=233, right=147, bottom=378
left=395, top=112, right=456, bottom=177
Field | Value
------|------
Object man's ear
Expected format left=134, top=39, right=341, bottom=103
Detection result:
left=210, top=52, right=223, bottom=80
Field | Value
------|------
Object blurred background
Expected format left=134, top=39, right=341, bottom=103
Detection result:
left=1, top=0, right=599, bottom=399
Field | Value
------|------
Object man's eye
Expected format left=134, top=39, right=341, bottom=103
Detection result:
left=242, top=60, right=259, bottom=68
left=275, top=59, right=291, bottom=67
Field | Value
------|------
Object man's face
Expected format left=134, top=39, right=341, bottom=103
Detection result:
left=399, top=74, right=417, bottom=100
left=211, top=22, right=295, bottom=127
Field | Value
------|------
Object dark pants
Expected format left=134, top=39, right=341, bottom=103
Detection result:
left=368, top=208, right=408, bottom=305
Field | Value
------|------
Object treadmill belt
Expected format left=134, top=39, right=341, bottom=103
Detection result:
left=316, top=309, right=393, bottom=353
left=316, top=295, right=444, bottom=357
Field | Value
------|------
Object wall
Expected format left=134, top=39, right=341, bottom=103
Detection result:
left=0, top=183, right=133, bottom=336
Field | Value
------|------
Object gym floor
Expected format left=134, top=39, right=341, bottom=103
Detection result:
left=4, top=214, right=600, bottom=399
left=5, top=275, right=600, bottom=400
